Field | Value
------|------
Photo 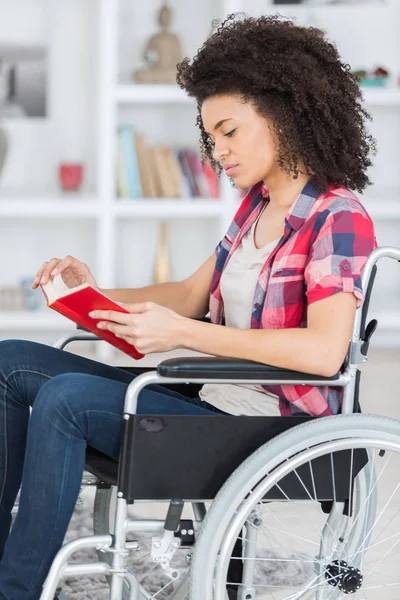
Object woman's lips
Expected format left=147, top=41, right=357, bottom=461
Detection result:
left=225, top=165, right=238, bottom=176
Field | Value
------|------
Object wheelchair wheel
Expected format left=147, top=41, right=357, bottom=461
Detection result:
left=190, top=413, right=400, bottom=600
left=93, top=486, right=189, bottom=599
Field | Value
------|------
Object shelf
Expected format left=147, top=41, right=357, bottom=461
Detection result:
left=362, top=88, right=400, bottom=107
left=114, top=84, right=400, bottom=108
left=113, top=198, right=223, bottom=219
left=0, top=311, right=72, bottom=331
left=115, top=84, right=193, bottom=104
left=0, top=195, right=99, bottom=218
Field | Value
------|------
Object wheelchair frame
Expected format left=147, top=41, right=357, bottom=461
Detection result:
left=37, top=246, right=400, bottom=600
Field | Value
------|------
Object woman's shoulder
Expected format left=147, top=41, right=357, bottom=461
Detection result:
left=317, top=185, right=372, bottom=220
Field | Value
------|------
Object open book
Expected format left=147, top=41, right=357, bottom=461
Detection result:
left=41, top=276, right=144, bottom=359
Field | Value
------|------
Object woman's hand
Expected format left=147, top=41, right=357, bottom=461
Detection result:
left=32, top=255, right=98, bottom=290
left=89, top=301, right=188, bottom=354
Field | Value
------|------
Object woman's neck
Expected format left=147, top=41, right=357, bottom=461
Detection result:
left=264, top=168, right=311, bottom=209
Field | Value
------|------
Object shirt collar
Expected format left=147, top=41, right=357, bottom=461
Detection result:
left=261, top=179, right=321, bottom=232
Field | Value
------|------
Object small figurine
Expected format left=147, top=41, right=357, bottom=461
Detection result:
left=133, top=3, right=183, bottom=84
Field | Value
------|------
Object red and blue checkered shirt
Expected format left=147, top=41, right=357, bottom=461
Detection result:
left=210, top=180, right=377, bottom=416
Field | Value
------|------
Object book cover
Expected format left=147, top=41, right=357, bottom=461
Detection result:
left=41, top=281, right=144, bottom=360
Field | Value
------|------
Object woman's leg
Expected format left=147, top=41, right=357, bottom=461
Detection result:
left=0, top=338, right=201, bottom=558
left=0, top=340, right=223, bottom=600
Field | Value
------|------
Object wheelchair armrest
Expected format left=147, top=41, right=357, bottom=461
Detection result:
left=157, top=356, right=339, bottom=381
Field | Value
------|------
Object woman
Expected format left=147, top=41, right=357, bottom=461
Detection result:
left=0, top=13, right=376, bottom=599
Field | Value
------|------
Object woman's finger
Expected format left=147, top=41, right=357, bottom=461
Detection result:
left=97, top=321, right=133, bottom=337
left=32, top=259, right=60, bottom=288
left=89, top=310, right=131, bottom=323
left=38, top=258, right=63, bottom=285
left=49, top=255, right=77, bottom=278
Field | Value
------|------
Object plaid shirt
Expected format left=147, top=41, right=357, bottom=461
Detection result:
left=210, top=180, right=377, bottom=416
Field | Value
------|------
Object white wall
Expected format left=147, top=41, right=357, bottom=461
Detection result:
left=0, top=0, right=399, bottom=347
left=0, top=0, right=97, bottom=195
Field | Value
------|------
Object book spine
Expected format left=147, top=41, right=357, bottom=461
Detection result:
left=176, top=149, right=195, bottom=198
left=184, top=149, right=200, bottom=197
left=116, top=132, right=129, bottom=198
left=203, top=160, right=220, bottom=198
left=187, top=149, right=209, bottom=197
left=118, top=126, right=143, bottom=199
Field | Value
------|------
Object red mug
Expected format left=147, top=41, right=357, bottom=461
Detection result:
left=59, top=163, right=84, bottom=191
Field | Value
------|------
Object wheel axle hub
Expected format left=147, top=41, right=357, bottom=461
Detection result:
left=325, top=560, right=363, bottom=594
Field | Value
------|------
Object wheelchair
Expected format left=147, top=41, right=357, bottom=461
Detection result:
left=26, top=245, right=400, bottom=599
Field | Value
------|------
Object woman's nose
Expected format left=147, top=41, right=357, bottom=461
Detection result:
left=212, top=139, right=228, bottom=163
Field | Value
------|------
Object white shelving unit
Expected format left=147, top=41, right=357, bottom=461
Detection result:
left=1, top=0, right=399, bottom=350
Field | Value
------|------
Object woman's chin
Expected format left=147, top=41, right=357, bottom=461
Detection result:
left=233, top=177, right=254, bottom=190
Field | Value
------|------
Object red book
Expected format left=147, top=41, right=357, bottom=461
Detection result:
left=41, top=279, right=144, bottom=360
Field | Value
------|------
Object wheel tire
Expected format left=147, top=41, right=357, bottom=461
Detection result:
left=190, top=413, right=400, bottom=599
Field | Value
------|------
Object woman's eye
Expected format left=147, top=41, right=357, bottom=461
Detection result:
left=224, top=129, right=236, bottom=138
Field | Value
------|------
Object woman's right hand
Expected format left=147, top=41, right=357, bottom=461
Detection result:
left=32, top=255, right=98, bottom=290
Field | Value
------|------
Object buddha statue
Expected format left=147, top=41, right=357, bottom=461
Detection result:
left=133, top=3, right=183, bottom=84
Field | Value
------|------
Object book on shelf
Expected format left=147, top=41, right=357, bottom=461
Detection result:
left=116, top=126, right=220, bottom=200
left=40, top=276, right=144, bottom=360
left=117, top=126, right=143, bottom=199
left=136, top=133, right=158, bottom=197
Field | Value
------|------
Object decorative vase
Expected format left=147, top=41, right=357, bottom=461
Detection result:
left=153, top=220, right=170, bottom=284
left=59, top=163, right=84, bottom=192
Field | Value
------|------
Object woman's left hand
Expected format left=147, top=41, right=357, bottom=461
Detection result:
left=89, top=302, right=188, bottom=354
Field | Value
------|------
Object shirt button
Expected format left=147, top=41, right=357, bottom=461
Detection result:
left=254, top=303, right=260, bottom=309
left=343, top=264, right=350, bottom=271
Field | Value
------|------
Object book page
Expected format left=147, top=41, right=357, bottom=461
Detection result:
left=42, top=274, right=88, bottom=304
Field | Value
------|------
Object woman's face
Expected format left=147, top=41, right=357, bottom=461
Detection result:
left=201, top=94, right=282, bottom=189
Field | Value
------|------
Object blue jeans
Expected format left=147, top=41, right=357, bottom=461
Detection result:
left=0, top=339, right=226, bottom=600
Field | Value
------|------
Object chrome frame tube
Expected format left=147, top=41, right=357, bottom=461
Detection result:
left=352, top=246, right=400, bottom=343
left=123, top=372, right=351, bottom=416
left=125, top=518, right=202, bottom=535
left=52, top=330, right=99, bottom=350
left=40, top=535, right=112, bottom=600
left=110, top=497, right=130, bottom=600
left=238, top=513, right=259, bottom=600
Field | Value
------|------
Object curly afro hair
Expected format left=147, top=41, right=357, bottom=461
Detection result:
left=176, top=13, right=376, bottom=193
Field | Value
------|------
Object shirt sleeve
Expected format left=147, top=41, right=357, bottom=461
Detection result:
left=305, top=207, right=377, bottom=308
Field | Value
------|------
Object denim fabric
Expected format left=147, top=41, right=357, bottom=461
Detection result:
left=0, top=339, right=225, bottom=600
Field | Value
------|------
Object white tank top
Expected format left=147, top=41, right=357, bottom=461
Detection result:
left=199, top=209, right=281, bottom=416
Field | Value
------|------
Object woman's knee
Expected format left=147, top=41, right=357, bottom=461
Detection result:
left=31, top=374, right=90, bottom=436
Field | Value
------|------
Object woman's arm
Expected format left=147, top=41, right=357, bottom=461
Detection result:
left=101, top=252, right=216, bottom=320
left=179, top=292, right=357, bottom=377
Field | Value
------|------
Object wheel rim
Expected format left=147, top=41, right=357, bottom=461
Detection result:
left=212, top=438, right=400, bottom=599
